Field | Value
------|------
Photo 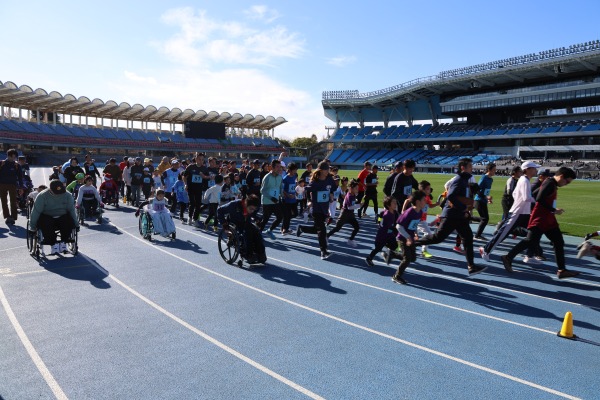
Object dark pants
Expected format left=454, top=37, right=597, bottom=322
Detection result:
left=356, top=191, right=365, bottom=204
left=505, top=226, right=565, bottom=270
left=178, top=202, right=188, bottom=220
left=282, top=202, right=298, bottom=231
left=119, top=180, right=125, bottom=197
left=38, top=213, right=75, bottom=245
left=188, top=189, right=203, bottom=221
left=130, top=185, right=141, bottom=206
left=475, top=200, right=489, bottom=237
left=0, top=183, right=18, bottom=220
left=243, top=221, right=266, bottom=262
left=260, top=203, right=283, bottom=232
left=204, top=203, right=218, bottom=227
left=415, top=216, right=475, bottom=267
left=298, top=212, right=328, bottom=252
left=327, top=210, right=359, bottom=240
left=142, top=186, right=151, bottom=201
left=359, top=192, right=378, bottom=216
left=367, top=237, right=398, bottom=260
left=396, top=240, right=416, bottom=277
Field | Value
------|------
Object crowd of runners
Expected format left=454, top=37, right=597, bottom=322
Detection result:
left=2, top=147, right=597, bottom=283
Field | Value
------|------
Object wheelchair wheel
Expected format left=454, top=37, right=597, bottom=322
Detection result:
left=139, top=212, right=152, bottom=241
left=26, top=219, right=39, bottom=258
left=67, top=229, right=78, bottom=255
left=218, top=227, right=240, bottom=265
left=78, top=207, right=85, bottom=226
left=97, top=210, right=102, bottom=224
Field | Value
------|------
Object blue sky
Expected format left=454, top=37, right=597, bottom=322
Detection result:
left=1, top=0, right=599, bottom=139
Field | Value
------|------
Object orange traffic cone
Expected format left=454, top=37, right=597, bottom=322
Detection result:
left=557, top=311, right=577, bottom=339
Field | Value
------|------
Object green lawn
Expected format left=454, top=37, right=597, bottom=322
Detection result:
left=302, top=170, right=600, bottom=238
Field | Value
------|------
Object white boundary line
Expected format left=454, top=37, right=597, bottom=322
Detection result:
left=109, top=221, right=580, bottom=400
left=76, top=253, right=324, bottom=400
left=0, top=285, right=68, bottom=400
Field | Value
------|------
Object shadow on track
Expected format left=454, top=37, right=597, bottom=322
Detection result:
left=254, top=264, right=347, bottom=294
left=37, top=253, right=111, bottom=289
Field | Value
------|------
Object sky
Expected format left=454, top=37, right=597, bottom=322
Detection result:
left=1, top=0, right=600, bottom=140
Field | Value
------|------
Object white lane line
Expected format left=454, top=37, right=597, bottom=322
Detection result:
left=76, top=253, right=324, bottom=400
left=0, top=285, right=69, bottom=400
left=109, top=222, right=580, bottom=400
left=176, top=225, right=589, bottom=317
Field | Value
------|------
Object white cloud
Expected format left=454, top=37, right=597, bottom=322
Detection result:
left=244, top=5, right=281, bottom=23
left=155, top=7, right=305, bottom=67
left=326, top=55, right=357, bottom=67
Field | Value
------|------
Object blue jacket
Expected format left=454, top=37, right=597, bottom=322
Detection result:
left=0, top=159, right=23, bottom=186
left=172, top=180, right=189, bottom=203
left=442, top=172, right=473, bottom=219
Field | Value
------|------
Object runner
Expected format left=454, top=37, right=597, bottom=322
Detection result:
left=359, top=165, right=379, bottom=221
left=390, top=159, right=419, bottom=212
left=327, top=180, right=361, bottom=247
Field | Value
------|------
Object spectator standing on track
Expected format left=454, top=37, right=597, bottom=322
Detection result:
left=297, top=161, right=336, bottom=260
left=259, top=159, right=283, bottom=240
left=365, top=196, right=400, bottom=267
left=356, top=161, right=372, bottom=205
left=129, top=157, right=144, bottom=207
left=103, top=158, right=122, bottom=189
left=0, top=149, right=24, bottom=225
left=122, top=158, right=133, bottom=204
left=392, top=190, right=427, bottom=285
left=359, top=164, right=379, bottom=220
left=83, top=154, right=101, bottom=187
left=473, top=162, right=496, bottom=241
left=118, top=156, right=128, bottom=197
left=501, top=167, right=579, bottom=279
left=414, top=158, right=487, bottom=276
left=479, top=161, right=540, bottom=262
left=327, top=179, right=361, bottom=248
left=391, top=159, right=419, bottom=212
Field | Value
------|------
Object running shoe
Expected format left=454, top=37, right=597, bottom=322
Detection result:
left=534, top=255, right=547, bottom=261
left=479, top=247, right=490, bottom=262
left=453, top=246, right=464, bottom=254
left=501, top=255, right=513, bottom=273
left=467, top=265, right=487, bottom=276
left=60, top=243, right=67, bottom=253
left=577, top=241, right=593, bottom=259
left=523, top=256, right=542, bottom=264
left=422, top=250, right=433, bottom=258
left=473, top=235, right=487, bottom=241
left=383, top=251, right=391, bottom=265
left=391, top=274, right=407, bottom=285
left=365, top=258, right=375, bottom=267
left=266, top=230, right=276, bottom=240
left=51, top=244, right=60, bottom=255
left=321, top=251, right=332, bottom=260
left=296, top=227, right=302, bottom=237
left=584, top=233, right=594, bottom=241
left=557, top=270, right=580, bottom=279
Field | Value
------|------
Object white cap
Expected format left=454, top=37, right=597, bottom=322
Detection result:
left=521, top=161, right=541, bottom=170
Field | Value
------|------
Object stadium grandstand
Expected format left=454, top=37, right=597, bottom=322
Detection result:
left=320, top=40, right=600, bottom=178
left=0, top=81, right=286, bottom=165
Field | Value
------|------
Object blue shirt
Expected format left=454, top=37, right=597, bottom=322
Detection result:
left=172, top=180, right=189, bottom=203
left=282, top=174, right=298, bottom=204
left=306, top=176, right=335, bottom=215
left=475, top=175, right=493, bottom=201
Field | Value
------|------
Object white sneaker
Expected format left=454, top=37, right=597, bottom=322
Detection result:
left=346, top=239, right=357, bottom=248
left=59, top=243, right=67, bottom=253
left=303, top=213, right=308, bottom=223
left=523, top=256, right=542, bottom=264
left=51, top=244, right=60, bottom=255
left=479, top=247, right=490, bottom=262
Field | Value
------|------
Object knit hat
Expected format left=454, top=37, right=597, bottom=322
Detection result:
left=49, top=180, right=66, bottom=195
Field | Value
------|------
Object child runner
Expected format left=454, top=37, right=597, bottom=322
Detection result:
left=359, top=165, right=379, bottom=221
left=392, top=190, right=427, bottom=284
left=297, top=161, right=336, bottom=260
left=202, top=174, right=224, bottom=231
left=172, top=172, right=190, bottom=223
left=366, top=196, right=400, bottom=267
left=142, top=167, right=153, bottom=201
left=415, top=180, right=439, bottom=258
left=356, top=161, right=372, bottom=206
left=295, top=179, right=307, bottom=222
left=135, top=189, right=176, bottom=238
left=327, top=180, right=361, bottom=247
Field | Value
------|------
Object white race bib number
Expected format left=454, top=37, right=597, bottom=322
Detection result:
left=241, top=179, right=247, bottom=186
left=271, top=189, right=280, bottom=198
left=423, top=205, right=429, bottom=213
left=317, top=191, right=329, bottom=203
left=403, top=185, right=412, bottom=196
left=408, top=219, right=419, bottom=231
left=191, top=174, right=203, bottom=183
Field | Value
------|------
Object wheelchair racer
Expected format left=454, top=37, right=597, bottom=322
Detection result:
left=217, top=194, right=266, bottom=265
left=29, top=180, right=79, bottom=254
left=76, top=176, right=104, bottom=215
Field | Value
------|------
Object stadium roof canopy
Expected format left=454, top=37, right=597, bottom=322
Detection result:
left=0, top=80, right=287, bottom=131
left=322, top=40, right=600, bottom=124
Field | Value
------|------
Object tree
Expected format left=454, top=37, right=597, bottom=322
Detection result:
left=277, top=139, right=291, bottom=148
left=291, top=136, right=318, bottom=149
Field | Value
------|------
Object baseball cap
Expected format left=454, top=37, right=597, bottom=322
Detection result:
left=521, top=161, right=541, bottom=170
left=143, top=167, right=150, bottom=172
left=49, top=180, right=66, bottom=195
left=75, top=173, right=85, bottom=180
left=171, top=160, right=179, bottom=165
left=394, top=161, right=403, bottom=169
left=135, top=157, right=141, bottom=162
left=144, top=158, right=151, bottom=163
left=253, top=159, right=261, bottom=164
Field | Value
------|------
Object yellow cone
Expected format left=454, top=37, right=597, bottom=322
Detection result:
left=557, top=311, right=576, bottom=339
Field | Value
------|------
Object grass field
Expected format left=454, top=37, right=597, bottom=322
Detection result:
left=304, top=170, right=600, bottom=238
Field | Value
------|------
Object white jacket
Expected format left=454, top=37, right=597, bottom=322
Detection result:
left=508, top=175, right=535, bottom=216
left=203, top=184, right=222, bottom=204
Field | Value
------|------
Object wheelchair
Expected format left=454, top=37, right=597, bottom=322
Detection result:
left=101, top=190, right=119, bottom=209
left=217, top=222, right=265, bottom=267
left=26, top=216, right=78, bottom=258
left=78, top=199, right=103, bottom=225
left=138, top=209, right=176, bottom=241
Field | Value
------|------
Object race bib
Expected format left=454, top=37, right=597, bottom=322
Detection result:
left=143, top=177, right=151, bottom=184
left=423, top=205, right=429, bottom=213
left=177, top=185, right=185, bottom=193
left=191, top=174, right=203, bottom=183
left=408, top=219, right=420, bottom=231
left=135, top=173, right=142, bottom=179
left=89, top=166, right=94, bottom=170
left=552, top=200, right=557, bottom=209
left=466, top=188, right=470, bottom=198
left=254, top=178, right=260, bottom=184
left=241, top=179, right=247, bottom=186
left=288, top=183, right=296, bottom=192
left=208, top=180, right=215, bottom=187
left=372, top=178, right=378, bottom=184
left=316, top=191, right=329, bottom=203
left=296, top=193, right=304, bottom=200
left=271, top=189, right=280, bottom=198
left=484, top=188, right=491, bottom=196
left=403, top=185, right=412, bottom=196
left=305, top=176, right=310, bottom=183
left=153, top=203, right=165, bottom=212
